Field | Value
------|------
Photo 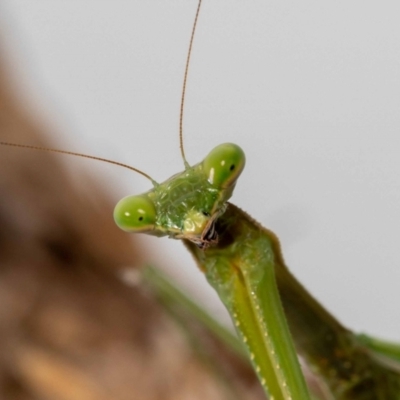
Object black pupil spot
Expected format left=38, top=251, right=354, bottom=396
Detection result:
left=230, top=164, right=235, bottom=171
left=138, top=216, right=143, bottom=221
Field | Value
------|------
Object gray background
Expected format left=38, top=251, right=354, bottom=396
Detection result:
left=1, top=1, right=399, bottom=340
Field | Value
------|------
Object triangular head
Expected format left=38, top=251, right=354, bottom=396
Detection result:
left=113, top=143, right=245, bottom=248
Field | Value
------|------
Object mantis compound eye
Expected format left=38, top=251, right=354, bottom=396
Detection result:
left=114, top=195, right=156, bottom=232
left=203, top=143, right=246, bottom=189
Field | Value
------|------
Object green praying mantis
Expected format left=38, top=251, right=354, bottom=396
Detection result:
left=2, top=1, right=400, bottom=399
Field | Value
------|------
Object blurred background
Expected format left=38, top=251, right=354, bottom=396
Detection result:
left=1, top=0, right=399, bottom=349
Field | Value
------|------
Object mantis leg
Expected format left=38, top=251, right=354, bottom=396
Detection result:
left=185, top=204, right=311, bottom=400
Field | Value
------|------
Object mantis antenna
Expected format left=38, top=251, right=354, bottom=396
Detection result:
left=0, top=141, right=157, bottom=185
left=179, top=0, right=203, bottom=168
left=1, top=2, right=205, bottom=183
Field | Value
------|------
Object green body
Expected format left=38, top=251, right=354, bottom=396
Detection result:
left=115, top=143, right=310, bottom=399
left=186, top=204, right=400, bottom=399
left=114, top=143, right=400, bottom=399
left=185, top=204, right=310, bottom=399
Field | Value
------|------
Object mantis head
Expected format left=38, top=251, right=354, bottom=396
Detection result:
left=113, top=143, right=245, bottom=248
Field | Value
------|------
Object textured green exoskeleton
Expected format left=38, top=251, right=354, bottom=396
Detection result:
left=114, top=143, right=311, bottom=400
left=186, top=204, right=400, bottom=400
left=114, top=143, right=245, bottom=248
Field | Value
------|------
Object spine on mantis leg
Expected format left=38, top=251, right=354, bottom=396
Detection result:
left=186, top=203, right=400, bottom=400
left=185, top=205, right=312, bottom=400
